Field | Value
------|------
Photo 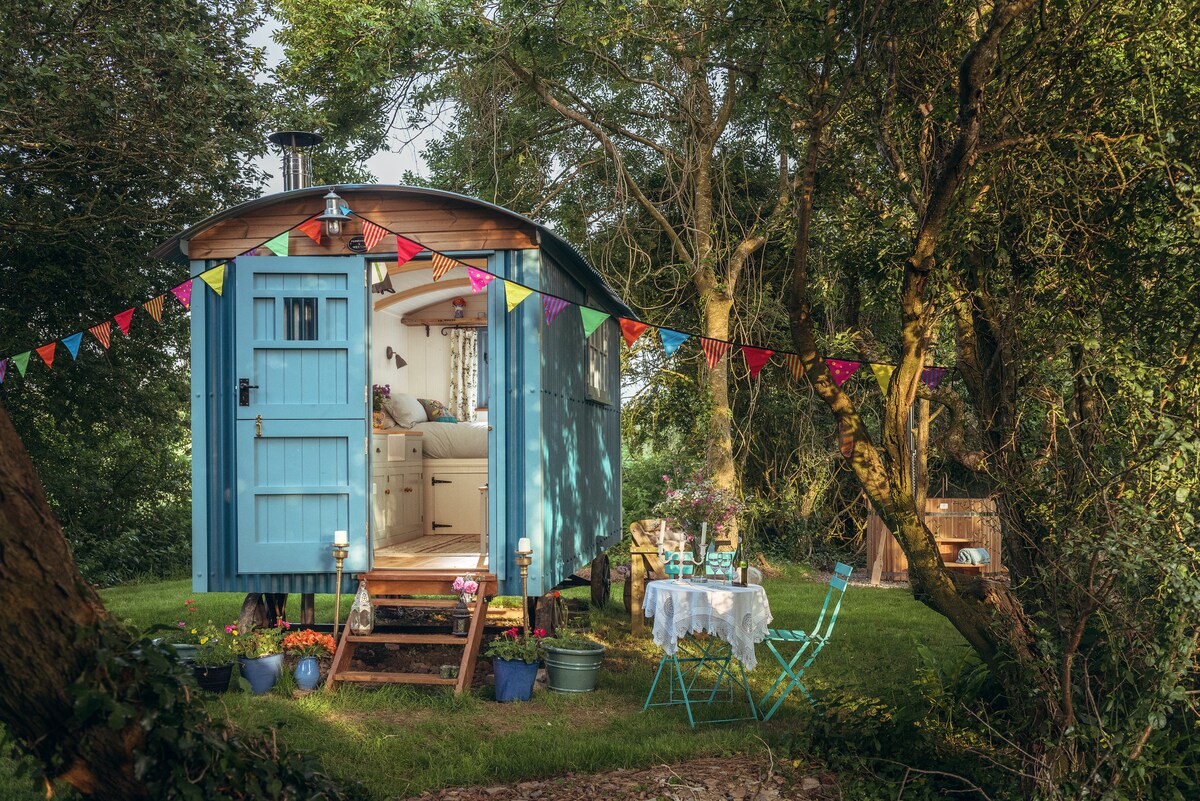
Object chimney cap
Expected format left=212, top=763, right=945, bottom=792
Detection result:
left=268, top=131, right=324, bottom=149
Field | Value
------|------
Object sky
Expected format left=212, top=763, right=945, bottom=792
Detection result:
left=248, top=18, right=432, bottom=194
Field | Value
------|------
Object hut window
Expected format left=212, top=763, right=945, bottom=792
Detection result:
left=284, top=297, right=318, bottom=340
left=586, top=321, right=611, bottom=404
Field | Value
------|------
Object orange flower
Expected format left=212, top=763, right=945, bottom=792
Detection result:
left=282, top=629, right=337, bottom=657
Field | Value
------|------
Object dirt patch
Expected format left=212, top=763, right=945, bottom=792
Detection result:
left=351, top=644, right=493, bottom=687
left=397, top=755, right=838, bottom=801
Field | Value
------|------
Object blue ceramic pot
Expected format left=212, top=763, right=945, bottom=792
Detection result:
left=239, top=654, right=284, bottom=695
left=493, top=657, right=538, bottom=702
left=294, top=656, right=321, bottom=691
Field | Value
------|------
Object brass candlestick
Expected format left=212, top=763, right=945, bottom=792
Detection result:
left=331, top=542, right=349, bottom=640
left=515, top=549, right=533, bottom=637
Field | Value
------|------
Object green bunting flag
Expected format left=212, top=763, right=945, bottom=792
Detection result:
left=12, top=351, right=30, bottom=377
left=262, top=232, right=289, bottom=257
left=579, top=307, right=610, bottom=338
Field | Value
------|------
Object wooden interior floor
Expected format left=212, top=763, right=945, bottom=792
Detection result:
left=373, top=535, right=487, bottom=570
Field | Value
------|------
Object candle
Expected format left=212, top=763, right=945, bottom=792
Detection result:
left=333, top=530, right=349, bottom=547
left=517, top=537, right=532, bottom=554
left=658, top=520, right=666, bottom=557
left=699, top=522, right=707, bottom=555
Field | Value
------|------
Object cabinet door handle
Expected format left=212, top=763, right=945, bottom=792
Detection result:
left=384, top=489, right=390, bottom=495
left=403, top=487, right=413, bottom=493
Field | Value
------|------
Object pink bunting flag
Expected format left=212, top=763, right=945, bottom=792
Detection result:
left=783, top=354, right=804, bottom=381
left=36, top=342, right=56, bottom=370
left=699, top=338, right=732, bottom=368
left=362, top=220, right=388, bottom=251
left=396, top=235, right=423, bottom=266
left=467, top=267, right=495, bottom=293
left=921, top=367, right=948, bottom=390
left=543, top=295, right=569, bottom=325
left=297, top=217, right=324, bottom=245
left=620, top=318, right=649, bottom=348
left=742, top=347, right=774, bottom=379
left=114, top=308, right=135, bottom=336
left=171, top=280, right=193, bottom=309
left=827, top=358, right=861, bottom=387
left=89, top=321, right=112, bottom=350
left=431, top=253, right=458, bottom=281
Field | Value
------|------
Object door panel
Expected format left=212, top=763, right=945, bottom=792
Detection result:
left=426, top=471, right=486, bottom=535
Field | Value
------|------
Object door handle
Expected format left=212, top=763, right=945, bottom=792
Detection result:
left=238, top=378, right=259, bottom=407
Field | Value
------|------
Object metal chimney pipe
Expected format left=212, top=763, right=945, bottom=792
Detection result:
left=268, top=131, right=324, bottom=191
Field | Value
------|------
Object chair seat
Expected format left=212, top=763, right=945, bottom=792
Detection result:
left=765, top=629, right=811, bottom=642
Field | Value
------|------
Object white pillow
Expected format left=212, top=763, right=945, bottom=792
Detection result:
left=383, top=393, right=428, bottom=429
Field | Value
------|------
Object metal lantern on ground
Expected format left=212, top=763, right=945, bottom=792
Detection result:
left=316, top=190, right=352, bottom=237
left=347, top=580, right=374, bottom=636
left=451, top=600, right=471, bottom=637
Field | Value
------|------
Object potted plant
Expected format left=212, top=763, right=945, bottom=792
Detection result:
left=372, top=383, right=390, bottom=428
left=231, top=621, right=290, bottom=695
left=542, top=632, right=605, bottom=693
left=282, top=629, right=337, bottom=691
left=450, top=573, right=480, bottom=637
left=484, top=627, right=545, bottom=702
left=191, top=621, right=236, bottom=692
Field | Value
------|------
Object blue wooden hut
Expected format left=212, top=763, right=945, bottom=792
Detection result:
left=152, top=185, right=630, bottom=604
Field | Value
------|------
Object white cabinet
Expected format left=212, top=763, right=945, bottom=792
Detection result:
left=424, top=461, right=487, bottom=536
left=371, top=434, right=423, bottom=547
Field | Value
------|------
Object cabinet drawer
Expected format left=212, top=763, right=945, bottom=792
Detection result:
left=372, top=434, right=422, bottom=464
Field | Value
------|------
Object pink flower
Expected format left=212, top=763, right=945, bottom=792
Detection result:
left=452, top=577, right=465, bottom=592
left=534, top=628, right=546, bottom=637
left=463, top=580, right=478, bottom=595
left=176, top=621, right=186, bottom=628
left=280, top=621, right=291, bottom=630
left=225, top=624, right=236, bottom=634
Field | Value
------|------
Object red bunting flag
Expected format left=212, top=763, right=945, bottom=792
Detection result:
left=36, top=342, right=56, bottom=369
left=431, top=253, right=458, bottom=281
left=362, top=220, right=388, bottom=252
left=143, top=295, right=165, bottom=323
left=619, top=318, right=649, bottom=348
left=783, top=354, right=804, bottom=381
left=89, top=321, right=112, bottom=350
left=827, top=358, right=861, bottom=387
left=742, top=346, right=774, bottom=379
left=699, top=338, right=731, bottom=368
left=396, top=235, right=423, bottom=266
left=543, top=295, right=569, bottom=325
left=297, top=217, right=324, bottom=245
left=171, top=280, right=193, bottom=309
left=114, top=308, right=135, bottom=336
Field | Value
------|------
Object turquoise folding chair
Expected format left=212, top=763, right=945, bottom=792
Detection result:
left=757, top=562, right=853, bottom=721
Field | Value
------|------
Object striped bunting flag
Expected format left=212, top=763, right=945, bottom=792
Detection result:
left=171, top=280, right=193, bottom=309
left=0, top=359, right=6, bottom=384
left=200, top=263, right=227, bottom=295
left=297, top=217, right=323, bottom=244
left=504, top=281, right=533, bottom=312
left=431, top=252, right=458, bottom=281
left=12, top=352, right=30, bottom=377
left=742, top=346, right=774, bottom=379
left=467, top=267, right=495, bottom=293
left=699, top=338, right=731, bottom=368
left=827, top=358, right=861, bottom=387
left=114, top=308, right=135, bottom=336
left=89, top=321, right=113, bottom=349
left=543, top=295, right=569, bottom=325
left=396, top=235, right=423, bottom=266
left=921, top=367, right=948, bottom=390
left=143, top=295, right=165, bottom=323
left=619, top=318, right=649, bottom=347
left=362, top=220, right=388, bottom=251
left=62, top=332, right=83, bottom=360
left=36, top=342, right=56, bottom=370
left=783, top=354, right=804, bottom=381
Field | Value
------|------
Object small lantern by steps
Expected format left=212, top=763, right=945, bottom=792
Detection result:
left=348, top=580, right=375, bottom=636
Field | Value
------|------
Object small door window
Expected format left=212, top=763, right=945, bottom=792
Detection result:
left=284, top=297, right=318, bottom=340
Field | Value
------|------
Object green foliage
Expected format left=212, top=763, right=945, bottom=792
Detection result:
left=483, top=627, right=545, bottom=663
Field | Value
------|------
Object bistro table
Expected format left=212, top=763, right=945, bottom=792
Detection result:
left=641, top=579, right=773, bottom=726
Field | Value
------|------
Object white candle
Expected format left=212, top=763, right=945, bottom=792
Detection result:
left=699, top=523, right=707, bottom=554
left=517, top=537, right=532, bottom=554
left=333, top=530, right=349, bottom=547
left=658, top=520, right=666, bottom=557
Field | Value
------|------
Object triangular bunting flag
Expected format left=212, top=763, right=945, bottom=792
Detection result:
left=36, top=343, right=56, bottom=369
left=543, top=296, right=569, bottom=325
left=827, top=358, right=861, bottom=387
left=340, top=203, right=353, bottom=217
left=171, top=280, right=193, bottom=309
left=89, top=321, right=112, bottom=350
left=922, top=367, right=947, bottom=390
left=659, top=329, right=690, bottom=358
left=699, top=338, right=732, bottom=368
left=62, top=332, right=83, bottom=360
left=783, top=354, right=805, bottom=381
left=431, top=252, right=458, bottom=281
left=396, top=235, right=423, bottom=265
left=0, top=359, right=6, bottom=384
left=362, top=220, right=387, bottom=251
left=200, top=263, right=227, bottom=296
left=143, top=295, right=165, bottom=323
left=742, top=346, right=774, bottom=379
left=619, top=318, right=649, bottom=348
left=12, top=351, right=30, bottom=377
left=114, top=308, right=135, bottom=336
left=871, top=364, right=895, bottom=394
left=467, top=267, right=495, bottom=293
left=297, top=217, right=324, bottom=245
left=579, top=307, right=611, bottom=338
left=504, top=281, right=533, bottom=312
left=261, top=231, right=289, bottom=257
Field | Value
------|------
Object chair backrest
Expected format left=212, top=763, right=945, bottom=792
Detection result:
left=705, top=551, right=734, bottom=578
left=811, top=562, right=853, bottom=640
left=662, top=550, right=694, bottom=577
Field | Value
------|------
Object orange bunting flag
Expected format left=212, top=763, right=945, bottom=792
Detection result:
left=431, top=252, right=458, bottom=281
left=143, top=295, right=165, bottom=323
left=114, top=308, right=135, bottom=336
left=89, top=321, right=112, bottom=350
left=699, top=337, right=731, bottom=368
left=297, top=217, right=324, bottom=245
left=396, top=235, right=423, bottom=266
left=36, top=342, right=56, bottom=369
left=742, top=346, right=774, bottom=379
left=783, top=354, right=804, bottom=381
left=619, top=318, right=649, bottom=348
left=827, top=358, right=861, bottom=387
left=362, top=220, right=388, bottom=251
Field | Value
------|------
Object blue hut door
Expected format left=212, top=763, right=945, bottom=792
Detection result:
left=233, top=255, right=369, bottom=574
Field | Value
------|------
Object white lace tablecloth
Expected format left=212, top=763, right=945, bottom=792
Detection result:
left=643, top=580, right=773, bottom=671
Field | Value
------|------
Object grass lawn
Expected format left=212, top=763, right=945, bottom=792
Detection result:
left=0, top=565, right=968, bottom=799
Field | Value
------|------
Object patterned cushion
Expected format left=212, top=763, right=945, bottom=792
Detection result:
left=418, top=398, right=456, bottom=423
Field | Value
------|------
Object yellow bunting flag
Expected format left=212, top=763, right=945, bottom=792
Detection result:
left=200, top=263, right=227, bottom=295
left=870, top=364, right=895, bottom=394
left=431, top=252, right=458, bottom=281
left=143, top=295, right=165, bottom=323
left=504, top=281, right=533, bottom=312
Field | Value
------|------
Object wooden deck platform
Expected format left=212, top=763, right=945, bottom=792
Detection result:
left=373, top=535, right=487, bottom=570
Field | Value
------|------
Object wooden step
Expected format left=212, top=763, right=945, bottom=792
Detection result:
left=347, top=632, right=466, bottom=646
left=335, top=671, right=457, bottom=685
left=371, top=597, right=459, bottom=608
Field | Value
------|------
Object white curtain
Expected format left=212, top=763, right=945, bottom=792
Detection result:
left=448, top=328, right=478, bottom=422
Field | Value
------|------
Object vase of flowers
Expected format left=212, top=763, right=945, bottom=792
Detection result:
left=191, top=621, right=236, bottom=692
left=283, top=629, right=337, bottom=691
left=485, top=627, right=545, bottom=702
left=653, top=470, right=744, bottom=578
left=232, top=622, right=290, bottom=695
left=372, top=383, right=391, bottom=428
left=451, top=573, right=480, bottom=637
